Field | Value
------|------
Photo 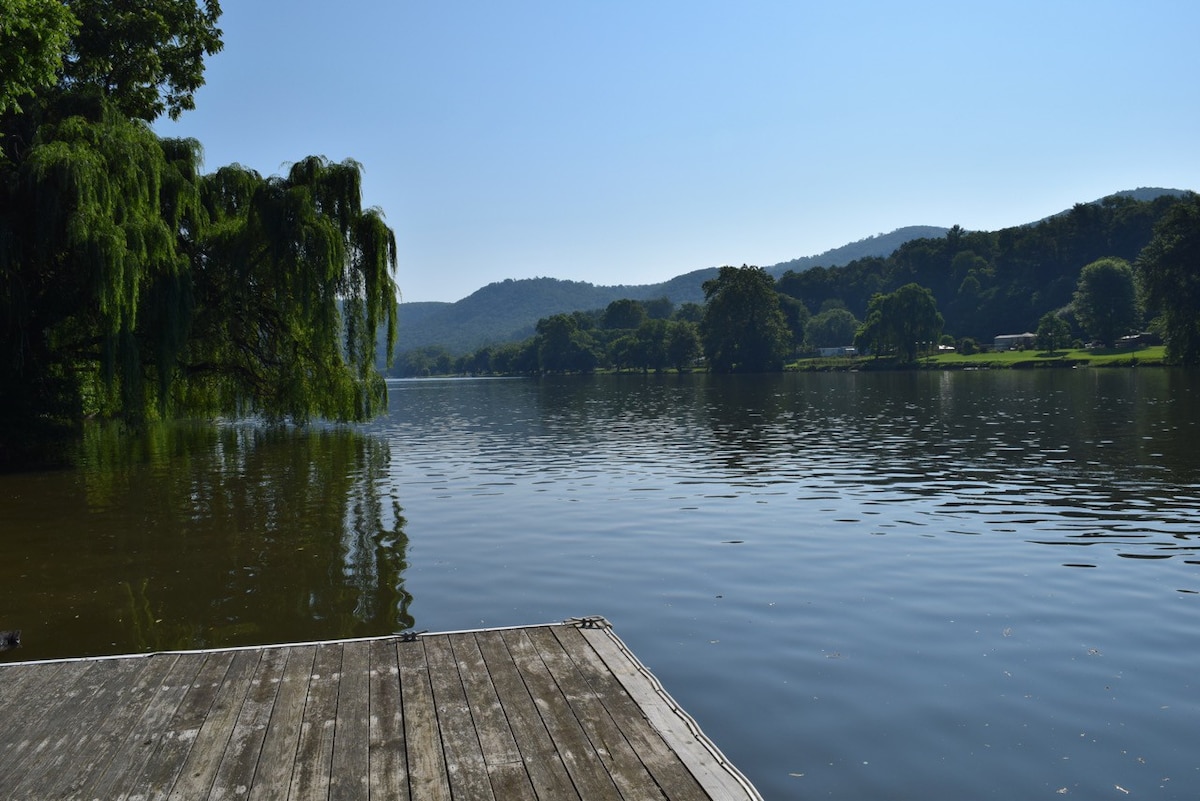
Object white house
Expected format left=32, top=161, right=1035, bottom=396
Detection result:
left=993, top=332, right=1036, bottom=350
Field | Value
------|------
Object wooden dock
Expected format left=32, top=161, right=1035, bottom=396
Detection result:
left=0, top=617, right=762, bottom=800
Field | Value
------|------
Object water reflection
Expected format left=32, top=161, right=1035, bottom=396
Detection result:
left=514, top=371, right=1200, bottom=570
left=1, top=423, right=411, bottom=660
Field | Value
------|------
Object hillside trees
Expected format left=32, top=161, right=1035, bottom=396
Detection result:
left=775, top=194, right=1183, bottom=342
left=701, top=266, right=792, bottom=372
left=602, top=298, right=646, bottom=330
left=0, top=0, right=398, bottom=459
left=535, top=314, right=599, bottom=373
left=1136, top=193, right=1200, bottom=364
left=666, top=321, right=702, bottom=370
left=1072, top=257, right=1140, bottom=347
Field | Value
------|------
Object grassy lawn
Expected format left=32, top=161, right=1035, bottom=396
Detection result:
left=791, top=345, right=1166, bottom=370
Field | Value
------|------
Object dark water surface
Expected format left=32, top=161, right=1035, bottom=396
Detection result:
left=3, top=370, right=1200, bottom=798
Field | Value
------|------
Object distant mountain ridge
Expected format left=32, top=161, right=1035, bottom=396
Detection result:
left=764, top=226, right=949, bottom=277
left=394, top=188, right=1187, bottom=354
left=397, top=226, right=949, bottom=353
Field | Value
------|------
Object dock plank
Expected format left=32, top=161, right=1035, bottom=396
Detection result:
left=395, top=638, right=453, bottom=801
left=425, top=635, right=497, bottom=801
left=579, top=625, right=758, bottom=801
left=247, top=644, right=316, bottom=801
left=503, top=627, right=625, bottom=801
left=208, top=646, right=288, bottom=801
left=287, top=642, right=342, bottom=801
left=167, top=648, right=262, bottom=801
left=475, top=629, right=581, bottom=801
left=9, top=657, right=147, bottom=800
left=0, top=660, right=92, bottom=773
left=0, top=621, right=762, bottom=801
left=451, top=633, right=537, bottom=801
left=552, top=626, right=712, bottom=800
left=60, top=653, right=182, bottom=800
left=367, top=638, right=409, bottom=801
left=79, top=653, right=206, bottom=801
left=129, top=650, right=236, bottom=800
left=329, top=640, right=371, bottom=801
left=528, top=625, right=670, bottom=801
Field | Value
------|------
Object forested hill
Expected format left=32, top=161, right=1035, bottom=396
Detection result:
left=776, top=188, right=1192, bottom=341
left=765, top=226, right=949, bottom=277
left=396, top=227, right=946, bottom=354
left=393, top=188, right=1189, bottom=355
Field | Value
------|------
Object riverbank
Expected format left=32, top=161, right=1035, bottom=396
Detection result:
left=788, top=345, right=1167, bottom=371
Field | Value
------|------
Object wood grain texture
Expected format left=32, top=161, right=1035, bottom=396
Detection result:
left=0, top=624, right=761, bottom=800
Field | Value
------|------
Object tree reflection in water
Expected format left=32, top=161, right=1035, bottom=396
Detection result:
left=3, top=422, right=411, bottom=659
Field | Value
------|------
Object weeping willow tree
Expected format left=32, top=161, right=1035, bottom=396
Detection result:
left=0, top=1, right=399, bottom=462
left=1, top=106, right=397, bottom=435
left=184, top=156, right=398, bottom=421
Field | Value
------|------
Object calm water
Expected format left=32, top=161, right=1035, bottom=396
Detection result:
left=3, top=370, right=1200, bottom=798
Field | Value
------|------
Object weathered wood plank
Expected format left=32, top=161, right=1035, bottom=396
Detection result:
left=424, top=635, right=496, bottom=801
left=0, top=660, right=92, bottom=772
left=475, top=629, right=581, bottom=801
left=367, top=638, right=409, bottom=801
left=166, top=648, right=262, bottom=801
left=8, top=657, right=147, bottom=800
left=502, top=627, right=624, bottom=801
left=451, top=633, right=537, bottom=801
left=553, top=626, right=712, bottom=800
left=395, top=638, right=453, bottom=801
left=528, top=626, right=670, bottom=801
left=287, top=642, right=342, bottom=801
left=579, top=625, right=758, bottom=801
left=123, top=651, right=236, bottom=800
left=77, top=653, right=207, bottom=801
left=247, top=644, right=317, bottom=801
left=0, top=624, right=761, bottom=801
left=59, top=653, right=183, bottom=801
left=207, top=646, right=288, bottom=801
left=329, top=640, right=370, bottom=801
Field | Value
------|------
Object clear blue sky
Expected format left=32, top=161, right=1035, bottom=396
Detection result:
left=158, top=0, right=1200, bottom=303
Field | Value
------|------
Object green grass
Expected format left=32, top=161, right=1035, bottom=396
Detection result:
left=790, top=345, right=1167, bottom=371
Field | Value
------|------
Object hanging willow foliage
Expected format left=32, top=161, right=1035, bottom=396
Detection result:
left=183, top=156, right=398, bottom=422
left=1, top=101, right=398, bottom=445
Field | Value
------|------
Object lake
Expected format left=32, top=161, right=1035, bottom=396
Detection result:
left=2, top=369, right=1199, bottom=798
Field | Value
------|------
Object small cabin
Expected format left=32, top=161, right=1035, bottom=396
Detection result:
left=993, top=332, right=1036, bottom=351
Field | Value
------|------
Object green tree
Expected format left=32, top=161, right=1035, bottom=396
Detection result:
left=666, top=321, right=702, bottom=370
left=1136, top=193, right=1200, bottom=364
left=635, top=318, right=670, bottom=372
left=0, top=0, right=78, bottom=115
left=700, top=265, right=792, bottom=372
left=805, top=308, right=860, bottom=350
left=1035, top=312, right=1071, bottom=352
left=674, top=302, right=705, bottom=323
left=777, top=293, right=810, bottom=350
left=58, top=0, right=224, bottom=121
left=0, top=3, right=399, bottom=460
left=608, top=334, right=640, bottom=372
left=855, top=283, right=943, bottom=362
left=1072, top=257, right=1139, bottom=347
left=643, top=296, right=674, bottom=320
left=535, top=313, right=598, bottom=373
left=602, top=298, right=646, bottom=330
